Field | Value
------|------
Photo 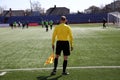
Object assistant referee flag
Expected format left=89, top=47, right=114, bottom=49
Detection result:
left=44, top=53, right=54, bottom=65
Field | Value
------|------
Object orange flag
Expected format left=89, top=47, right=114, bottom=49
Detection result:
left=44, top=53, right=54, bottom=66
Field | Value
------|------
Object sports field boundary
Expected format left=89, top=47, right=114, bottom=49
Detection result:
left=0, top=66, right=120, bottom=72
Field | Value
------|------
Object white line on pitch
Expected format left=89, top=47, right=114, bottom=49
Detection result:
left=0, top=66, right=120, bottom=72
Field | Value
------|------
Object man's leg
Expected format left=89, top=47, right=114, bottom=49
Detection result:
left=53, top=58, right=58, bottom=71
left=51, top=55, right=59, bottom=75
left=62, top=56, right=69, bottom=75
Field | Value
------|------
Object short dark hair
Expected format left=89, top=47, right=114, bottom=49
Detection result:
left=60, top=16, right=66, bottom=21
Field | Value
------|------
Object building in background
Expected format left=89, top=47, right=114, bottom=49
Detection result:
left=46, top=5, right=70, bottom=15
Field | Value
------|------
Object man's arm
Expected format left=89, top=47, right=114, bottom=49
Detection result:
left=52, top=27, right=57, bottom=51
left=69, top=27, right=73, bottom=51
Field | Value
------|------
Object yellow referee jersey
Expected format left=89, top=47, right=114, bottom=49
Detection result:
left=52, top=23, right=73, bottom=47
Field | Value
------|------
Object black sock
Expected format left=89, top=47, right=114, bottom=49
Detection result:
left=63, top=60, right=67, bottom=72
left=53, top=58, right=58, bottom=71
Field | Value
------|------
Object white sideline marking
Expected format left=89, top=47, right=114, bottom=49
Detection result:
left=0, top=66, right=120, bottom=72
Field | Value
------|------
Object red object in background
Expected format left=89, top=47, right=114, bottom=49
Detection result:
left=29, top=23, right=39, bottom=26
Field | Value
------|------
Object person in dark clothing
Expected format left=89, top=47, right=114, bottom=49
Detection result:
left=22, top=22, right=25, bottom=29
left=26, top=21, right=29, bottom=28
left=10, top=23, right=13, bottom=29
left=103, top=18, right=107, bottom=28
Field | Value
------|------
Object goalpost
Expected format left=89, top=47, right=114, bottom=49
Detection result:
left=107, top=12, right=120, bottom=27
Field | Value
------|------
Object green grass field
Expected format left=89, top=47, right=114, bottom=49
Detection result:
left=0, top=24, right=120, bottom=80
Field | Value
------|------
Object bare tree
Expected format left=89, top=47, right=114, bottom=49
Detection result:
left=84, top=5, right=101, bottom=13
left=0, top=6, right=4, bottom=15
left=25, top=9, right=32, bottom=16
left=31, top=1, right=44, bottom=14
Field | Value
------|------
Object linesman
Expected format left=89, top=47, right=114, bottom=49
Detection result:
left=51, top=16, right=73, bottom=75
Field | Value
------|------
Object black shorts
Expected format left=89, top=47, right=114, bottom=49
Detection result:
left=56, top=41, right=70, bottom=56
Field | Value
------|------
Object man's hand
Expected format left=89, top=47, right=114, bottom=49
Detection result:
left=52, top=45, right=54, bottom=51
left=71, top=47, right=73, bottom=51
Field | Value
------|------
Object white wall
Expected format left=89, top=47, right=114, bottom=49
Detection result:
left=0, top=24, right=9, bottom=27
